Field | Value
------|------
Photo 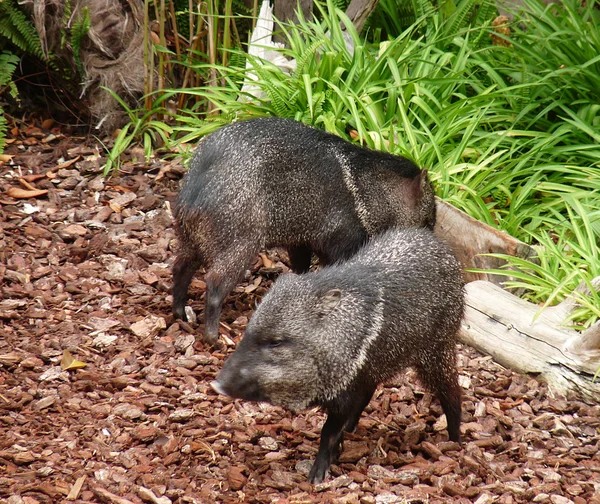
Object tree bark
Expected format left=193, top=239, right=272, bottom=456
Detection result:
left=344, top=0, right=381, bottom=33
left=273, top=0, right=313, bottom=44
left=274, top=0, right=313, bottom=24
left=273, top=0, right=381, bottom=42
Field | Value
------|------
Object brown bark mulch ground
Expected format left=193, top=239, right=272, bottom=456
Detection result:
left=1, top=130, right=599, bottom=504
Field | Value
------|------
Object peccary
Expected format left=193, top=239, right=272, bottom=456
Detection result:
left=211, top=227, right=464, bottom=484
left=173, top=117, right=436, bottom=344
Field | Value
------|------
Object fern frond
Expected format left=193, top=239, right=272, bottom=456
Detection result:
left=61, top=0, right=72, bottom=49
left=227, top=46, right=247, bottom=72
left=411, top=0, right=436, bottom=38
left=0, top=0, right=45, bottom=60
left=71, top=6, right=91, bottom=77
left=444, top=0, right=477, bottom=39
left=474, top=0, right=497, bottom=27
left=293, top=38, right=326, bottom=78
left=0, top=105, right=7, bottom=155
left=0, top=50, right=17, bottom=154
left=471, top=1, right=498, bottom=48
left=250, top=61, right=291, bottom=116
left=173, top=0, right=191, bottom=41
left=0, top=50, right=19, bottom=96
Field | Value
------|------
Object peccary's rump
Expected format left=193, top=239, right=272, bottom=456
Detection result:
left=172, top=117, right=436, bottom=344
left=212, top=228, right=465, bottom=484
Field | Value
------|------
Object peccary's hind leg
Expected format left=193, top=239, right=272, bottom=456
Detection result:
left=172, top=254, right=203, bottom=320
left=317, top=230, right=367, bottom=267
left=288, top=245, right=312, bottom=273
left=438, top=376, right=462, bottom=443
left=415, top=347, right=462, bottom=443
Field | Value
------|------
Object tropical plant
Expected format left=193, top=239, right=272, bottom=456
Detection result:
left=0, top=50, right=20, bottom=154
left=0, top=0, right=46, bottom=59
left=101, top=88, right=173, bottom=175
left=0, top=0, right=47, bottom=153
left=67, top=5, right=91, bottom=78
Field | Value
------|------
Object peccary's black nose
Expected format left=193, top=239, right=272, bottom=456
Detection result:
left=213, top=368, right=264, bottom=402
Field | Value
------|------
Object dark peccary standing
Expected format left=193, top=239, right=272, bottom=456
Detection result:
left=212, top=228, right=464, bottom=484
left=173, top=117, right=436, bottom=344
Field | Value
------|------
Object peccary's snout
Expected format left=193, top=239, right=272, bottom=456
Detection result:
left=210, top=380, right=227, bottom=396
left=212, top=360, right=263, bottom=402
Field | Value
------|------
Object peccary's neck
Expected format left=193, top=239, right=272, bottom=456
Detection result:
left=337, top=148, right=432, bottom=235
left=307, top=271, right=385, bottom=404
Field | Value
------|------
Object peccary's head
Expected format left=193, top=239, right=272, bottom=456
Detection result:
left=212, top=273, right=369, bottom=411
left=388, top=169, right=436, bottom=231
left=357, top=162, right=437, bottom=234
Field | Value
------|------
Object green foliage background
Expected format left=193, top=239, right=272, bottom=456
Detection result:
left=153, top=0, right=599, bottom=328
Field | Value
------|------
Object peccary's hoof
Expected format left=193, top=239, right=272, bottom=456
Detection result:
left=172, top=304, right=185, bottom=319
left=173, top=305, right=196, bottom=323
left=203, top=332, right=223, bottom=350
left=307, top=460, right=329, bottom=484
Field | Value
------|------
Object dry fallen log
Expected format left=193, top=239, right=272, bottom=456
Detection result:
left=460, top=279, right=600, bottom=402
left=434, top=198, right=536, bottom=284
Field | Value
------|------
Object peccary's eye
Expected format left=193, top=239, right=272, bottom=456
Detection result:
left=269, top=339, right=283, bottom=348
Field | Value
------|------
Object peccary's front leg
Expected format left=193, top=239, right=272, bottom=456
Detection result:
left=345, top=384, right=377, bottom=433
left=308, top=411, right=346, bottom=484
left=288, top=245, right=313, bottom=273
left=308, top=387, right=374, bottom=484
left=172, top=254, right=203, bottom=320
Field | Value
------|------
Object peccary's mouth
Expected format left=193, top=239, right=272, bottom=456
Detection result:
left=211, top=378, right=266, bottom=402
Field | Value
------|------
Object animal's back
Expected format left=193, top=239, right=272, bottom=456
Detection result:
left=320, top=228, right=464, bottom=377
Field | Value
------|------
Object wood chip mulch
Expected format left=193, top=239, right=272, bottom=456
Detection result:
left=1, top=132, right=599, bottom=504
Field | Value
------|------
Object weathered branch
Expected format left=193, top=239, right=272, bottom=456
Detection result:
left=434, top=198, right=536, bottom=285
left=460, top=280, right=600, bottom=402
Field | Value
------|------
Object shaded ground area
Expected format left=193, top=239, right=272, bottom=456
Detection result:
left=1, top=130, right=599, bottom=504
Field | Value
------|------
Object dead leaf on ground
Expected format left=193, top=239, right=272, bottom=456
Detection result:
left=60, top=350, right=87, bottom=371
left=6, top=187, right=49, bottom=199
left=109, top=185, right=134, bottom=193
left=21, top=173, right=47, bottom=183
left=47, top=156, right=81, bottom=174
left=260, top=253, right=274, bottom=269
left=19, top=178, right=39, bottom=191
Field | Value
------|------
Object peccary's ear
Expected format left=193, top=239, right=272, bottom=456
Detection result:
left=317, top=289, right=342, bottom=317
left=408, top=170, right=428, bottom=203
